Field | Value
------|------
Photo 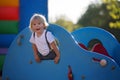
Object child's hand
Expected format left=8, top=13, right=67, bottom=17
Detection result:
left=35, top=55, right=41, bottom=62
left=54, top=56, right=60, bottom=64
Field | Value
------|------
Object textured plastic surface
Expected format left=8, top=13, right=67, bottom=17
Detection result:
left=72, top=27, right=120, bottom=66
left=2, top=24, right=120, bottom=80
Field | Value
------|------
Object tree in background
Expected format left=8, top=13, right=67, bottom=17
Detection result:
left=50, top=1, right=120, bottom=42
left=102, top=0, right=120, bottom=28
left=77, top=2, right=120, bottom=42
left=51, top=15, right=79, bottom=32
left=77, top=3, right=111, bottom=28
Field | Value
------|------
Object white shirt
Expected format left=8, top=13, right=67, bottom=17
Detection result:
left=29, top=30, right=55, bottom=56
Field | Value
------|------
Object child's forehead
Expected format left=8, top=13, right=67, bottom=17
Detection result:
left=31, top=18, right=42, bottom=23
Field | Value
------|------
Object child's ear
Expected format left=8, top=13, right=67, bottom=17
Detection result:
left=43, top=23, right=46, bottom=29
left=43, top=23, right=45, bottom=26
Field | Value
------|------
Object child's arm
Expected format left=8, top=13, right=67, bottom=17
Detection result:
left=32, top=44, right=41, bottom=62
left=50, top=41, right=60, bottom=64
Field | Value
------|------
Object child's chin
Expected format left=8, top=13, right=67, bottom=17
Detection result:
left=36, top=30, right=41, bottom=33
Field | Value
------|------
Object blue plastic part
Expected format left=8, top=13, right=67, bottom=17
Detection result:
left=2, top=24, right=120, bottom=80
left=71, top=27, right=120, bottom=66
left=0, top=34, right=17, bottom=48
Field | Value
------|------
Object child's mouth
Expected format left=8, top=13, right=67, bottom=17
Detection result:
left=36, top=28, right=40, bottom=31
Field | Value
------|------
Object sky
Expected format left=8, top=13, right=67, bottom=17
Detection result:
left=48, top=0, right=101, bottom=24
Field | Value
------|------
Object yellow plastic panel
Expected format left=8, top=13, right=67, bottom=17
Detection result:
left=0, top=0, right=19, bottom=7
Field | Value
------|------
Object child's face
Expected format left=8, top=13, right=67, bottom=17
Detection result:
left=31, top=19, right=45, bottom=33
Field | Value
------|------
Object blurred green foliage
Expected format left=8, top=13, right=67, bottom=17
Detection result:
left=51, top=16, right=80, bottom=32
left=51, top=1, right=120, bottom=42
left=77, top=1, right=120, bottom=42
left=102, top=0, right=120, bottom=28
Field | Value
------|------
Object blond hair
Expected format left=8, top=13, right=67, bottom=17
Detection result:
left=29, top=13, right=49, bottom=32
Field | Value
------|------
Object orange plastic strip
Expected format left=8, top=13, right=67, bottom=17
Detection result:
left=0, top=0, right=19, bottom=7
left=0, top=7, right=19, bottom=20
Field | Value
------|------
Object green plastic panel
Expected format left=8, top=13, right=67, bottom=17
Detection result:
left=0, top=20, right=18, bottom=34
left=0, top=55, right=5, bottom=71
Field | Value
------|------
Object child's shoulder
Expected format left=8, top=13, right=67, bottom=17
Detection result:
left=46, top=30, right=52, bottom=34
left=46, top=30, right=54, bottom=37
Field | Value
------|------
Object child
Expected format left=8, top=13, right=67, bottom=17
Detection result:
left=29, top=13, right=60, bottom=64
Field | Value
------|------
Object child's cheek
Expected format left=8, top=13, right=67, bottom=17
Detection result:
left=32, top=27, right=36, bottom=32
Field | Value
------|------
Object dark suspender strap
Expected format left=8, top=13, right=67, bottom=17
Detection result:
left=45, top=31, right=51, bottom=50
left=33, top=32, right=35, bottom=38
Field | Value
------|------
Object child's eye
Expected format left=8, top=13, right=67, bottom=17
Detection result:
left=33, top=24, right=36, bottom=25
left=38, top=23, right=41, bottom=25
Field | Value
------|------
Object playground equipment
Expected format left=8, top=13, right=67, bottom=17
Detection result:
left=0, top=0, right=48, bottom=48
left=1, top=0, right=120, bottom=79
left=71, top=27, right=120, bottom=66
left=2, top=24, right=120, bottom=80
left=0, top=0, right=48, bottom=75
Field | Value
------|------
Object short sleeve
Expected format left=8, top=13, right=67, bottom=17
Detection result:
left=29, top=33, right=35, bottom=44
left=47, top=31, right=55, bottom=44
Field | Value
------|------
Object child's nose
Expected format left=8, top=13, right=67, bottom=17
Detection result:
left=36, top=24, right=40, bottom=27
